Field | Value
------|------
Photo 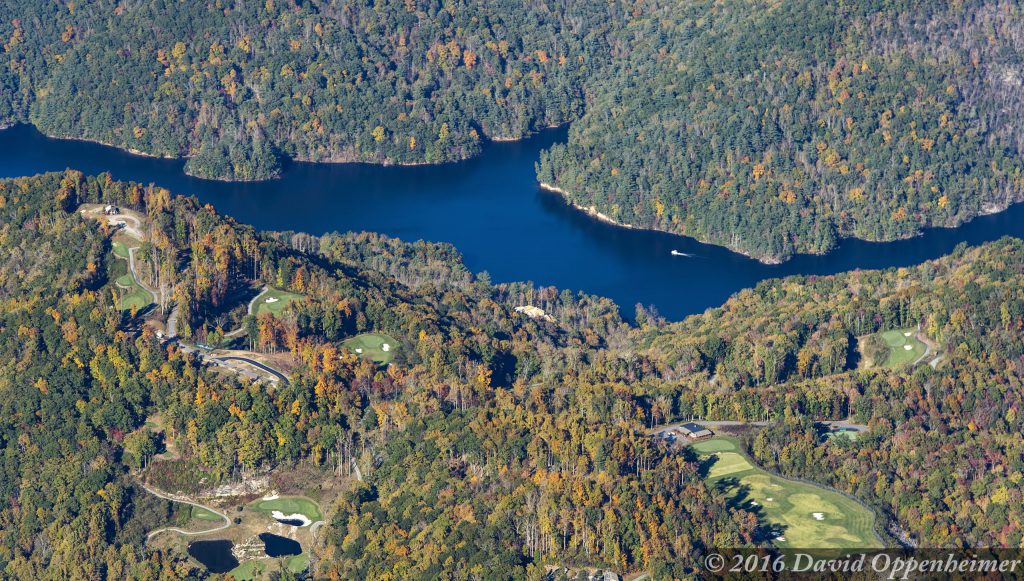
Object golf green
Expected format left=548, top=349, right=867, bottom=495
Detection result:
left=691, top=438, right=882, bottom=549
left=191, top=506, right=221, bottom=521
left=881, top=329, right=926, bottom=367
left=342, top=333, right=398, bottom=364
left=252, top=288, right=303, bottom=317
left=249, top=496, right=322, bottom=521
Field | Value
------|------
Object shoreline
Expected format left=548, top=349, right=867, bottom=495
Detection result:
left=539, top=182, right=636, bottom=229
left=40, top=130, right=179, bottom=160
left=540, top=181, right=785, bottom=265
left=16, top=121, right=563, bottom=181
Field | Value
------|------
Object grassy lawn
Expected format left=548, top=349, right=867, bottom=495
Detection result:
left=111, top=240, right=130, bottom=259
left=191, top=506, right=221, bottom=522
left=229, top=559, right=266, bottom=581
left=342, top=333, right=398, bottom=365
left=881, top=328, right=926, bottom=366
left=251, top=288, right=303, bottom=317
left=111, top=244, right=153, bottom=312
left=249, top=496, right=322, bottom=521
left=119, top=280, right=152, bottom=312
left=691, top=438, right=881, bottom=549
left=286, top=554, right=310, bottom=573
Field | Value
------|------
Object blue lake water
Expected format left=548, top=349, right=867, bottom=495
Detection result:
left=187, top=539, right=237, bottom=573
left=259, top=532, right=302, bottom=557
left=2, top=123, right=1023, bottom=321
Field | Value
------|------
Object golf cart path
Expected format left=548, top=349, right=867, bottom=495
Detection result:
left=910, top=329, right=934, bottom=366
left=127, top=246, right=158, bottom=296
left=214, top=355, right=289, bottom=384
left=649, top=418, right=869, bottom=435
left=141, top=483, right=230, bottom=541
left=224, top=286, right=269, bottom=338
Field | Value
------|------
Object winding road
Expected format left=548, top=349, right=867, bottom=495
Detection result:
left=141, top=483, right=231, bottom=541
left=224, top=286, right=268, bottom=339
left=214, top=356, right=289, bottom=384
left=649, top=418, right=869, bottom=436
left=127, top=246, right=158, bottom=297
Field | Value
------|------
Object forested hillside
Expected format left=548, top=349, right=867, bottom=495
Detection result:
left=0, top=172, right=755, bottom=579
left=538, top=0, right=1024, bottom=261
left=636, top=239, right=1024, bottom=547
left=4, top=170, right=1024, bottom=576
left=0, top=0, right=607, bottom=180
left=2, top=1, right=1023, bottom=258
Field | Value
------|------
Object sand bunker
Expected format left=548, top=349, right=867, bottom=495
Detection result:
left=355, top=348, right=363, bottom=354
left=265, top=297, right=279, bottom=303
left=262, top=493, right=279, bottom=501
left=271, top=510, right=312, bottom=526
left=904, top=331, right=912, bottom=337
left=812, top=512, right=825, bottom=521
left=903, top=344, right=913, bottom=350
left=381, top=343, right=390, bottom=352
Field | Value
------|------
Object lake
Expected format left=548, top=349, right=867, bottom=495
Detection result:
left=187, top=539, right=238, bottom=573
left=259, top=533, right=302, bottom=557
left=2, top=123, right=1024, bottom=321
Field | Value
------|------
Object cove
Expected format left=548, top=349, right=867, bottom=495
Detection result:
left=3, top=123, right=1024, bottom=321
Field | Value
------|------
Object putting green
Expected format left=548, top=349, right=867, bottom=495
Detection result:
left=692, top=438, right=881, bottom=549
left=249, top=496, right=322, bottom=521
left=191, top=506, right=221, bottom=521
left=252, top=288, right=303, bottom=317
left=111, top=240, right=130, bottom=259
left=342, top=333, right=398, bottom=365
left=881, top=329, right=926, bottom=367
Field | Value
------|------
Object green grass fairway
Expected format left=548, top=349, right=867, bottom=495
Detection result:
left=692, top=438, right=881, bottom=549
left=252, top=288, right=302, bottom=317
left=190, top=506, right=221, bottom=521
left=881, top=329, right=926, bottom=367
left=249, top=496, right=322, bottom=521
left=111, top=240, right=130, bottom=259
left=111, top=257, right=153, bottom=312
left=229, top=559, right=265, bottom=581
left=286, top=554, right=310, bottom=573
left=342, top=333, right=398, bottom=364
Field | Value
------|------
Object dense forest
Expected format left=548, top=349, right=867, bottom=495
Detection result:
left=538, top=0, right=1024, bottom=261
left=2, top=1, right=1024, bottom=260
left=0, top=0, right=606, bottom=180
left=3, top=170, right=1024, bottom=577
left=0, top=172, right=760, bottom=579
left=635, top=239, right=1024, bottom=547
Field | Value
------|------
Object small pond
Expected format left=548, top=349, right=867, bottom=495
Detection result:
left=274, top=517, right=306, bottom=526
left=260, top=532, right=302, bottom=557
left=188, top=539, right=238, bottom=573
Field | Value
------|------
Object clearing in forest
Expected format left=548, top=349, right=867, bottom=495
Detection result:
left=251, top=287, right=303, bottom=316
left=249, top=495, right=322, bottom=522
left=342, top=333, right=398, bottom=364
left=881, top=329, right=926, bottom=367
left=691, top=438, right=882, bottom=549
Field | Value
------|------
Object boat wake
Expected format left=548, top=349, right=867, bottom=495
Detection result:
left=670, top=250, right=694, bottom=257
